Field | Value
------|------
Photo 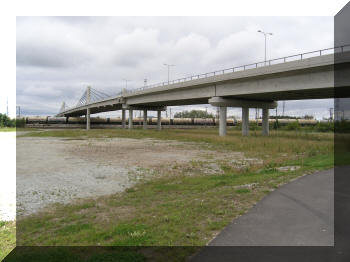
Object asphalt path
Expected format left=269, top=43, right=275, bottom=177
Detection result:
left=191, top=169, right=334, bottom=262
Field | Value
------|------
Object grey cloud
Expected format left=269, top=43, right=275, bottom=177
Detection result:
left=16, top=16, right=334, bottom=119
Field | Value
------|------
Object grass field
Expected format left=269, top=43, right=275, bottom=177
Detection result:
left=12, top=128, right=335, bottom=261
left=0, top=128, right=16, bottom=132
left=0, top=221, right=16, bottom=261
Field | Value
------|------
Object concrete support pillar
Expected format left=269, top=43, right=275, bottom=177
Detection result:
left=121, top=109, right=126, bottom=128
left=262, top=108, right=269, bottom=136
left=242, top=107, right=249, bottom=136
left=219, top=106, right=227, bottom=136
left=128, top=109, right=133, bottom=129
left=143, top=110, right=147, bottom=129
left=157, top=110, right=162, bottom=131
left=86, top=108, right=90, bottom=130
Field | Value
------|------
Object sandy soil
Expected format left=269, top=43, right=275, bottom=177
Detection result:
left=16, top=136, right=258, bottom=217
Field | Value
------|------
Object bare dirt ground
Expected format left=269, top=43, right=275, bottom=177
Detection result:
left=16, top=136, right=259, bottom=217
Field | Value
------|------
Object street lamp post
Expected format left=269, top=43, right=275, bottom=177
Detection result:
left=163, top=63, right=175, bottom=84
left=123, top=79, right=129, bottom=90
left=257, top=30, right=273, bottom=65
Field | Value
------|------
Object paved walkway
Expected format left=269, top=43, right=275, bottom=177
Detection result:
left=209, top=169, right=334, bottom=246
left=190, top=169, right=334, bottom=261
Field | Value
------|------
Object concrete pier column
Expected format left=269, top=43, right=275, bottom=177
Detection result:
left=128, top=109, right=133, bottom=129
left=242, top=107, right=249, bottom=136
left=219, top=106, right=227, bottom=136
left=121, top=109, right=126, bottom=128
left=262, top=108, right=269, bottom=136
left=143, top=109, right=147, bottom=129
left=157, top=110, right=162, bottom=131
left=86, top=108, right=90, bottom=130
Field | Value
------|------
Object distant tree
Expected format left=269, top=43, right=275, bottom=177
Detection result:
left=0, top=113, right=16, bottom=127
left=303, top=114, right=314, bottom=120
left=174, top=110, right=214, bottom=118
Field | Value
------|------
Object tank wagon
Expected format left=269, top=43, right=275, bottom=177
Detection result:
left=26, top=116, right=48, bottom=124
left=67, top=117, right=86, bottom=124
left=25, top=116, right=322, bottom=127
left=47, top=117, right=67, bottom=124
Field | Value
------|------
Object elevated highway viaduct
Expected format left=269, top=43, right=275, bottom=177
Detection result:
left=57, top=48, right=350, bottom=136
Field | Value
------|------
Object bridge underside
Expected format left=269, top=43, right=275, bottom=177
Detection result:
left=63, top=104, right=123, bottom=117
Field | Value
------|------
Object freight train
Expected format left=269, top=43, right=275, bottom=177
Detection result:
left=22, top=116, right=320, bottom=127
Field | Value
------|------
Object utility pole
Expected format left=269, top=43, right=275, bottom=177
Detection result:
left=329, top=108, right=333, bottom=121
left=282, top=101, right=285, bottom=116
left=257, top=30, right=273, bottom=66
left=144, top=79, right=147, bottom=88
left=164, top=63, right=175, bottom=84
left=6, top=98, right=9, bottom=116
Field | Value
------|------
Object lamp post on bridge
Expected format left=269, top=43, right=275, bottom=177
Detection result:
left=257, top=30, right=273, bottom=66
left=163, top=63, right=175, bottom=84
left=123, top=79, right=130, bottom=91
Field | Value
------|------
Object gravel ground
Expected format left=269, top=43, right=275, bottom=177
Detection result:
left=16, top=136, right=254, bottom=218
left=16, top=135, right=261, bottom=218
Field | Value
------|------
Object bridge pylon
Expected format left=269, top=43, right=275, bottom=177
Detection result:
left=86, top=86, right=91, bottom=130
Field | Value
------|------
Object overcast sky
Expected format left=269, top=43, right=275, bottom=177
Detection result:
left=16, top=16, right=334, bottom=119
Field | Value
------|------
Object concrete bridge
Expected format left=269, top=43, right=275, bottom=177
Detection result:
left=57, top=45, right=350, bottom=136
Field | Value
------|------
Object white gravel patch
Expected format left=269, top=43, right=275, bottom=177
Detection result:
left=16, top=137, right=135, bottom=217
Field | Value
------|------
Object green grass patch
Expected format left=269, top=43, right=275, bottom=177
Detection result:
left=22, top=128, right=333, bottom=160
left=235, top=188, right=251, bottom=194
left=0, top=128, right=16, bottom=132
left=0, top=221, right=16, bottom=261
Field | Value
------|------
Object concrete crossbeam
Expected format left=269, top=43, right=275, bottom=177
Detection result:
left=209, top=97, right=277, bottom=109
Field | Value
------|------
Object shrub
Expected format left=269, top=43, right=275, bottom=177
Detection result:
left=335, top=120, right=350, bottom=133
left=314, top=122, right=334, bottom=132
left=16, top=118, right=26, bottom=128
left=272, top=120, right=280, bottom=130
left=286, top=121, right=300, bottom=131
